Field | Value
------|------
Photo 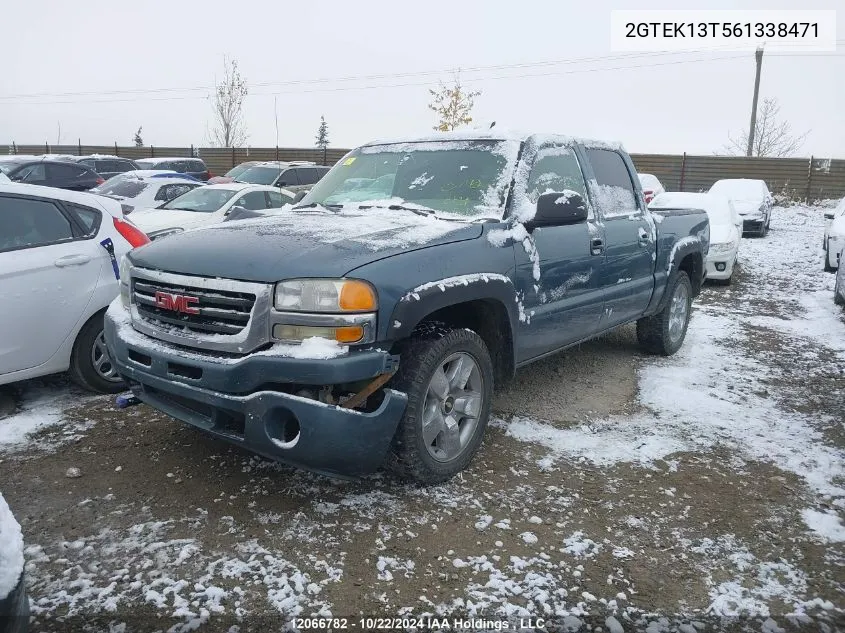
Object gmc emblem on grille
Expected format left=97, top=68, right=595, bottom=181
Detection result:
left=154, top=291, right=200, bottom=315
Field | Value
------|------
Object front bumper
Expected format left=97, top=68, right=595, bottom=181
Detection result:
left=741, top=217, right=765, bottom=234
left=104, top=309, right=408, bottom=477
left=705, top=252, right=737, bottom=280
left=0, top=573, right=29, bottom=633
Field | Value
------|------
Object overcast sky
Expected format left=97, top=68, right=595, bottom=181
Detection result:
left=1, top=0, right=842, bottom=157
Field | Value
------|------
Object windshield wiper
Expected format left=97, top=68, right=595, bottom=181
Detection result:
left=291, top=202, right=342, bottom=211
left=357, top=203, right=434, bottom=217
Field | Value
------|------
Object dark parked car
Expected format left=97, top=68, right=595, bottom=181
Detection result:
left=134, top=157, right=211, bottom=181
left=105, top=132, right=709, bottom=484
left=73, top=155, right=139, bottom=179
left=0, top=492, right=28, bottom=633
left=0, top=158, right=103, bottom=191
left=234, top=161, right=330, bottom=192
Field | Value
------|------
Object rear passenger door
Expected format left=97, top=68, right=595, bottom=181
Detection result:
left=0, top=194, right=103, bottom=375
left=275, top=169, right=299, bottom=187
left=515, top=144, right=606, bottom=362
left=584, top=148, right=655, bottom=328
left=295, top=167, right=318, bottom=186
left=47, top=163, right=95, bottom=190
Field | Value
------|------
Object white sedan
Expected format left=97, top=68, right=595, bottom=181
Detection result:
left=129, top=183, right=296, bottom=240
left=708, top=178, right=773, bottom=237
left=93, top=172, right=202, bottom=214
left=0, top=183, right=149, bottom=392
left=823, top=197, right=845, bottom=271
left=650, top=191, right=743, bottom=283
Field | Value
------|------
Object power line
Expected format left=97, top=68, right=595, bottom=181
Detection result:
left=1, top=42, right=840, bottom=103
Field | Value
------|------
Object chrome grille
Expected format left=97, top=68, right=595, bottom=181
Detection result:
left=133, top=278, right=255, bottom=335
left=128, top=267, right=273, bottom=354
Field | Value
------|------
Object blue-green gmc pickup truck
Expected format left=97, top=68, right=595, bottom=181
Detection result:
left=104, top=131, right=709, bottom=483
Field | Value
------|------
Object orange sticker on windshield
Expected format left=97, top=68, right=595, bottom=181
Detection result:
left=343, top=157, right=357, bottom=166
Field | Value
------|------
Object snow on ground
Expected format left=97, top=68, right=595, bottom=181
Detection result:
left=0, top=491, right=25, bottom=599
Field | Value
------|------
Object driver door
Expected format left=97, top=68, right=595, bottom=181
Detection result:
left=514, top=145, right=606, bottom=363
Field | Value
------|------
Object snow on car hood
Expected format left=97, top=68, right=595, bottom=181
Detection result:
left=732, top=199, right=764, bottom=216
left=0, top=492, right=24, bottom=599
left=130, top=209, right=221, bottom=234
left=128, top=206, right=482, bottom=282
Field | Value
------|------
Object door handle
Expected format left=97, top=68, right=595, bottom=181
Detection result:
left=54, top=254, right=92, bottom=267
left=638, top=227, right=651, bottom=246
left=590, top=238, right=604, bottom=256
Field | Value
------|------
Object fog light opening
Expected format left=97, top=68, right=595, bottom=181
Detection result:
left=267, top=412, right=301, bottom=450
left=715, top=263, right=726, bottom=272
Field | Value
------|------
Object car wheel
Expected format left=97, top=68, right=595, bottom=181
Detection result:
left=760, top=222, right=768, bottom=237
left=835, top=272, right=844, bottom=306
left=637, top=271, right=693, bottom=356
left=69, top=313, right=125, bottom=394
left=824, top=246, right=836, bottom=273
left=386, top=325, right=493, bottom=484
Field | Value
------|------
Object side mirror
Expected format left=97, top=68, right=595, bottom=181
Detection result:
left=825, top=212, right=835, bottom=220
left=277, top=182, right=287, bottom=187
left=292, top=191, right=307, bottom=204
left=526, top=192, right=588, bottom=231
left=226, top=205, right=246, bottom=216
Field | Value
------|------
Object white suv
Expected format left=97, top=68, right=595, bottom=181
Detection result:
left=0, top=183, right=149, bottom=392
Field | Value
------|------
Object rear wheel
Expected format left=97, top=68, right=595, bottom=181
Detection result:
left=69, top=314, right=125, bottom=394
left=386, top=326, right=493, bottom=484
left=835, top=272, right=844, bottom=306
left=637, top=271, right=693, bottom=356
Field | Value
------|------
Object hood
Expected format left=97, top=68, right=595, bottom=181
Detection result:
left=130, top=209, right=218, bottom=234
left=732, top=199, right=763, bottom=216
left=710, top=223, right=736, bottom=245
left=128, top=207, right=483, bottom=282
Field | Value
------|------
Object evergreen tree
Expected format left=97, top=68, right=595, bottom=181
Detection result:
left=315, top=116, right=329, bottom=164
left=133, top=126, right=143, bottom=147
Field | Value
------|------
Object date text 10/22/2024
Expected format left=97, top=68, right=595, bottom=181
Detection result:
left=291, top=617, right=548, bottom=630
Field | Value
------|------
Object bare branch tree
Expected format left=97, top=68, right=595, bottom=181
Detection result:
left=428, top=71, right=481, bottom=132
left=724, top=97, right=809, bottom=157
left=208, top=57, right=248, bottom=148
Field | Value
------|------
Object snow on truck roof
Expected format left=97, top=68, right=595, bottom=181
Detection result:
left=363, top=129, right=624, bottom=151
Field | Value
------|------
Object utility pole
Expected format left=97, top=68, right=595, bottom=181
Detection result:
left=746, top=47, right=764, bottom=157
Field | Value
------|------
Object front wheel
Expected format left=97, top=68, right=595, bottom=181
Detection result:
left=824, top=246, right=836, bottom=273
left=637, top=271, right=693, bottom=356
left=69, top=314, right=125, bottom=394
left=835, top=272, right=844, bottom=306
left=386, top=326, right=494, bottom=484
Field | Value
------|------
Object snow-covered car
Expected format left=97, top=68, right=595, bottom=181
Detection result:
left=823, top=197, right=845, bottom=271
left=129, top=183, right=296, bottom=240
left=708, top=178, right=773, bottom=237
left=0, top=492, right=27, bottom=633
left=835, top=256, right=845, bottom=306
left=93, top=173, right=202, bottom=214
left=0, top=184, right=149, bottom=392
left=650, top=191, right=742, bottom=283
left=638, top=173, right=665, bottom=204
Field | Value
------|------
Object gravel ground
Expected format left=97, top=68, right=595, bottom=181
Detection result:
left=1, top=204, right=843, bottom=633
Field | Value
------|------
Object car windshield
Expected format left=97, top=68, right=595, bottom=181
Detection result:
left=236, top=165, right=283, bottom=185
left=301, top=140, right=520, bottom=217
left=225, top=164, right=254, bottom=179
left=0, top=160, right=24, bottom=174
left=709, top=179, right=765, bottom=201
left=99, top=180, right=149, bottom=198
left=162, top=187, right=238, bottom=212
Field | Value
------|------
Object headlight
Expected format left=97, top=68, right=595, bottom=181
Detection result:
left=148, top=227, right=184, bottom=240
left=709, top=242, right=735, bottom=255
left=274, top=279, right=377, bottom=313
left=119, top=256, right=131, bottom=308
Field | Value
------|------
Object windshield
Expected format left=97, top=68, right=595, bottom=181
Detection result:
left=0, top=160, right=24, bottom=174
left=225, top=164, right=254, bottom=179
left=301, top=140, right=520, bottom=217
left=236, top=165, right=282, bottom=185
left=709, top=179, right=765, bottom=201
left=99, top=180, right=149, bottom=198
left=162, top=187, right=238, bottom=212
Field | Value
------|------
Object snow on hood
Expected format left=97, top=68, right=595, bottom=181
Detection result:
left=130, top=209, right=219, bottom=234
left=710, top=223, right=735, bottom=246
left=733, top=199, right=764, bottom=216
left=0, top=492, right=24, bottom=599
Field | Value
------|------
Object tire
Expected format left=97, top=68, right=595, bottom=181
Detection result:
left=385, top=326, right=494, bottom=484
left=760, top=222, right=768, bottom=238
left=69, top=313, right=125, bottom=394
left=835, top=273, right=845, bottom=306
left=637, top=271, right=693, bottom=356
left=824, top=246, right=836, bottom=273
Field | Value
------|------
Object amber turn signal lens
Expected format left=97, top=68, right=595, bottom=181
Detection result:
left=334, top=325, right=364, bottom=343
left=339, top=281, right=377, bottom=311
